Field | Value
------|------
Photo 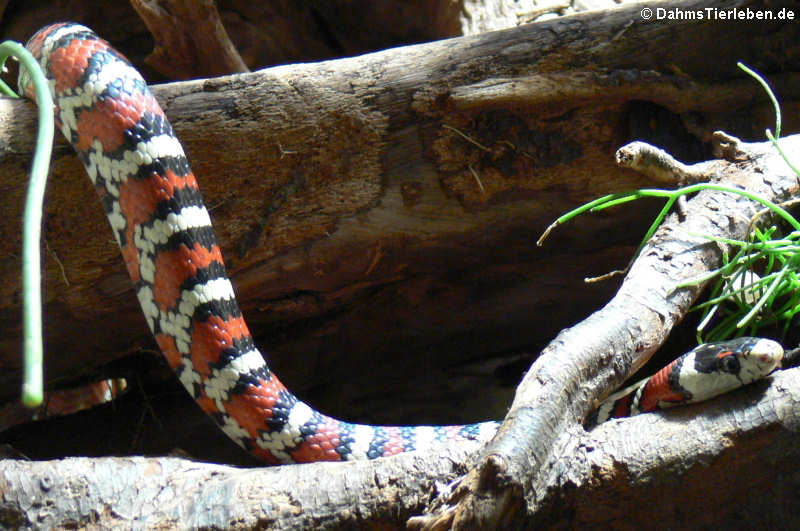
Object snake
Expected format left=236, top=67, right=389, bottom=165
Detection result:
left=589, top=336, right=783, bottom=424
left=18, top=22, right=785, bottom=464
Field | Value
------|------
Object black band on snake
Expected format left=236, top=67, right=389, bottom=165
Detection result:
left=19, top=22, right=784, bottom=464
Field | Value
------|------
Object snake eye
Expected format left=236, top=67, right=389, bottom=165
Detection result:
left=720, top=355, right=741, bottom=374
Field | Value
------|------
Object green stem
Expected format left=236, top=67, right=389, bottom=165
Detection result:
left=737, top=62, right=781, bottom=138
left=1, top=40, right=54, bottom=408
left=737, top=264, right=788, bottom=327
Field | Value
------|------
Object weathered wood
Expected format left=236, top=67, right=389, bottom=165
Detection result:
left=564, top=366, right=800, bottom=529
left=0, top=441, right=488, bottom=530
left=1, top=0, right=799, bottom=528
left=1, top=0, right=798, bottom=420
left=411, top=129, right=800, bottom=528
left=0, top=0, right=486, bottom=80
left=131, top=0, right=249, bottom=79
left=2, top=367, right=798, bottom=529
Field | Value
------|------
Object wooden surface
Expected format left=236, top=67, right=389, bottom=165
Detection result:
left=0, top=0, right=799, bottom=528
left=1, top=1, right=797, bottom=420
left=2, top=364, right=798, bottom=529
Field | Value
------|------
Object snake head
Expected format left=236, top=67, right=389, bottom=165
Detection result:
left=738, top=337, right=784, bottom=381
left=681, top=337, right=783, bottom=403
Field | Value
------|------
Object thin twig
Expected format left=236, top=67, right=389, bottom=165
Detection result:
left=468, top=164, right=486, bottom=195
left=45, top=240, right=69, bottom=287
left=442, top=124, right=492, bottom=152
left=277, top=141, right=299, bottom=159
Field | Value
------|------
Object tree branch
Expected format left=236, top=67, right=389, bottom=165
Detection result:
left=1, top=0, right=797, bottom=419
left=1, top=1, right=800, bottom=527
left=131, top=0, right=249, bottom=78
left=2, top=366, right=798, bottom=529
left=413, top=132, right=800, bottom=528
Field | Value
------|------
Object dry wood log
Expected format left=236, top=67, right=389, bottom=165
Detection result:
left=1, top=0, right=797, bottom=423
left=0, top=442, right=490, bottom=530
left=412, top=130, right=800, bottom=528
left=1, top=0, right=800, bottom=528
left=0, top=0, right=497, bottom=80
left=131, top=0, right=249, bottom=79
left=1, top=364, right=798, bottom=528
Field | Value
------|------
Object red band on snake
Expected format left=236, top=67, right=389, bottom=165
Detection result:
left=590, top=336, right=782, bottom=424
left=19, top=23, right=784, bottom=463
left=19, top=22, right=499, bottom=464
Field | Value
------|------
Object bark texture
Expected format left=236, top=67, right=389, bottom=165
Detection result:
left=1, top=0, right=799, bottom=528
left=2, top=367, right=798, bottom=529
left=131, top=0, right=250, bottom=78
left=1, top=0, right=798, bottom=425
left=413, top=132, right=800, bottom=529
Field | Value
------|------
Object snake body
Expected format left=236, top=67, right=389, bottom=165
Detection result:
left=19, top=22, right=498, bottom=464
left=19, top=23, right=784, bottom=464
left=591, top=337, right=783, bottom=424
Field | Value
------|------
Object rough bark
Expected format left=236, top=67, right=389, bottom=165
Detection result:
left=1, top=0, right=799, bottom=528
left=411, top=132, right=800, bottom=529
left=131, top=0, right=250, bottom=79
left=1, top=0, right=798, bottom=424
left=0, top=0, right=532, bottom=80
left=565, top=366, right=800, bottom=529
left=1, top=367, right=798, bottom=529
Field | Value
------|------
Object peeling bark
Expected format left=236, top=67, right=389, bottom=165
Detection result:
left=1, top=0, right=800, bottom=528
left=411, top=133, right=800, bottom=528
left=1, top=368, right=798, bottom=529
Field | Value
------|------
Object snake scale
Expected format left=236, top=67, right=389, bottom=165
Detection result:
left=18, top=23, right=785, bottom=464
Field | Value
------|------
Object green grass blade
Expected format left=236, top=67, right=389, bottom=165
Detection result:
left=1, top=40, right=55, bottom=408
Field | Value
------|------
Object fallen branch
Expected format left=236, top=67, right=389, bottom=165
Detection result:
left=412, top=133, right=800, bottom=528
left=1, top=0, right=798, bottom=423
left=4, top=132, right=799, bottom=528
left=2, top=365, right=798, bottom=528
left=1, top=0, right=800, bottom=528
